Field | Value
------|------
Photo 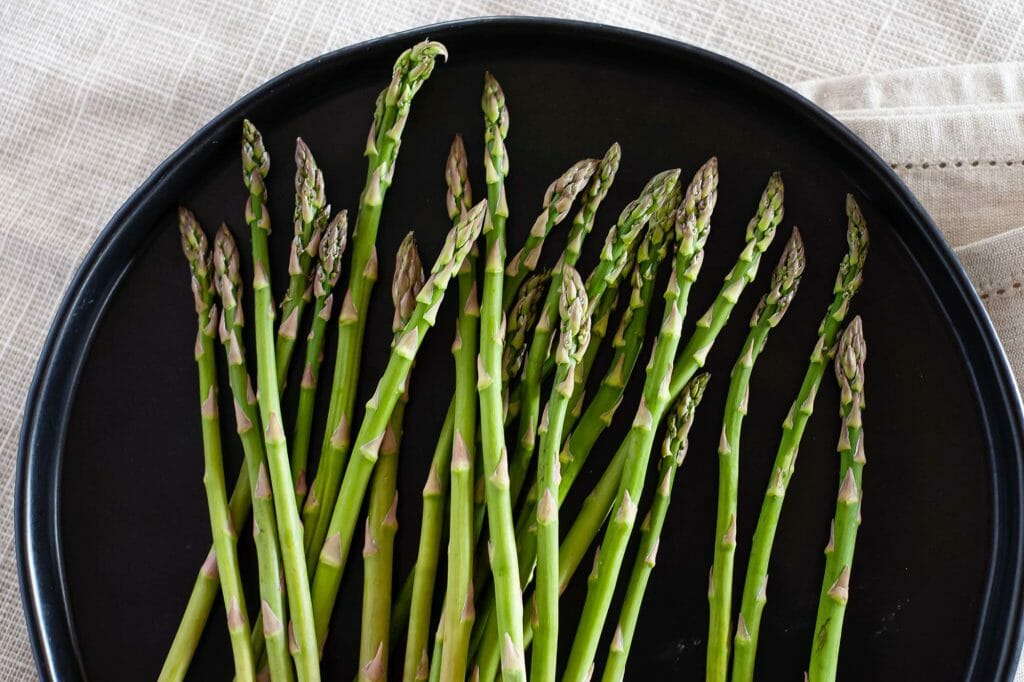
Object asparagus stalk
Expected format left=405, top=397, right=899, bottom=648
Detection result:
left=400, top=135, right=474, bottom=682
left=475, top=71, right=530, bottom=682
left=291, top=211, right=348, bottom=504
left=807, top=316, right=867, bottom=682
left=601, top=374, right=710, bottom=682
left=212, top=224, right=294, bottom=682
left=242, top=120, right=320, bottom=680
left=303, top=41, right=448, bottom=568
left=503, top=157, right=598, bottom=308
left=511, top=167, right=680, bottom=526
left=177, top=209, right=255, bottom=681
left=275, top=138, right=326, bottom=385
left=562, top=284, right=619, bottom=434
left=533, top=266, right=591, bottom=682
left=438, top=247, right=480, bottom=681
left=705, top=229, right=806, bottom=682
left=309, top=200, right=486, bottom=646
left=359, top=234, right=424, bottom=681
left=732, top=196, right=868, bottom=682
left=562, top=160, right=716, bottom=682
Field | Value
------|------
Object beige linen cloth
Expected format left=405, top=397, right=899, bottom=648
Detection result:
left=3, top=1, right=1024, bottom=679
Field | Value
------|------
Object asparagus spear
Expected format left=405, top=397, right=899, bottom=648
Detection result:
left=438, top=242, right=480, bottom=682
left=400, top=135, right=474, bottom=682
left=732, top=196, right=868, bottom=682
left=359, top=234, right=425, bottom=681
left=511, top=167, right=680, bottom=523
left=502, top=271, right=551, bottom=419
left=275, top=138, right=326, bottom=386
left=291, top=210, right=348, bottom=504
left=242, top=120, right=320, bottom=680
left=562, top=160, right=715, bottom=682
left=475, top=71, right=530, bottom=682
left=533, top=265, right=591, bottom=682
left=303, top=41, right=448, bottom=568
left=807, top=316, right=866, bottom=682
left=212, top=224, right=294, bottom=682
left=503, top=157, right=598, bottom=308
left=177, top=208, right=255, bottom=681
left=309, top=200, right=486, bottom=646
left=706, top=228, right=806, bottom=682
left=601, top=374, right=710, bottom=682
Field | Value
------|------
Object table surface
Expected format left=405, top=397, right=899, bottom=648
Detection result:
left=3, top=1, right=1024, bottom=679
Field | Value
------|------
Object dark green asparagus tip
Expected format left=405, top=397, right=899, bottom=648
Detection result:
left=745, top=172, right=784, bottom=244
left=393, top=231, right=425, bottom=332
left=504, top=270, right=551, bottom=381
left=676, top=157, right=719, bottom=254
left=557, top=264, right=591, bottom=365
left=662, top=372, right=711, bottom=462
left=835, top=315, right=866, bottom=404
left=212, top=223, right=242, bottom=301
left=445, top=134, right=472, bottom=222
left=294, top=137, right=325, bottom=227
left=178, top=207, right=209, bottom=275
left=241, top=119, right=269, bottom=185
left=314, top=209, right=349, bottom=298
left=752, top=227, right=805, bottom=327
left=836, top=195, right=869, bottom=297
left=482, top=71, right=509, bottom=138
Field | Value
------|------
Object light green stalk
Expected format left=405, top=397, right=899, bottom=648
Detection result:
left=213, top=224, right=293, bottom=682
left=562, top=160, right=715, bottom=682
left=705, top=229, right=806, bottom=682
left=733, top=196, right=868, bottom=682
left=309, top=200, right=486, bottom=648
left=807, top=316, right=866, bottom=682
left=176, top=208, right=255, bottom=681
left=242, top=120, right=319, bottom=681
left=291, top=210, right=348, bottom=505
left=475, top=71, right=527, bottom=682
left=359, top=234, right=424, bottom=681
left=275, top=138, right=326, bottom=385
left=303, top=41, right=448, bottom=569
left=401, top=135, right=474, bottom=682
left=532, top=266, right=591, bottom=682
left=601, top=375, right=709, bottom=682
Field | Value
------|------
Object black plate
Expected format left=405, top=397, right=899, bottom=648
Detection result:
left=17, top=17, right=1024, bottom=681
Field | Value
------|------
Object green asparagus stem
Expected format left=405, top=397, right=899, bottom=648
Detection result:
left=705, top=229, right=806, bottom=682
left=511, top=167, right=679, bottom=535
left=309, top=200, right=486, bottom=647
left=213, top=224, right=294, bottom=682
left=428, top=619, right=444, bottom=682
left=159, top=475, right=251, bottom=681
left=275, top=138, right=326, bottom=386
left=533, top=266, right=591, bottom=682
left=359, top=234, right=424, bottom=681
left=303, top=41, right=448, bottom=569
left=402, top=409, right=454, bottom=682
left=439, top=133, right=481, bottom=682
left=562, top=284, right=619, bottom=434
left=732, top=196, right=868, bottom=682
left=562, top=160, right=716, bottom=682
left=401, top=135, right=474, bottom=682
left=807, top=316, right=866, bottom=682
left=291, top=211, right=348, bottom=505
left=601, top=374, right=710, bottom=682
left=475, top=71, right=529, bottom=682
left=503, top=157, right=598, bottom=308
left=177, top=208, right=255, bottom=681
left=242, top=120, right=320, bottom=681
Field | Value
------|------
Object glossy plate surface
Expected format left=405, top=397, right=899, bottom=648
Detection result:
left=16, top=17, right=1024, bottom=681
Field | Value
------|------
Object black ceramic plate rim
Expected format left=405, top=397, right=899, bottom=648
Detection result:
left=15, top=16, right=1024, bottom=681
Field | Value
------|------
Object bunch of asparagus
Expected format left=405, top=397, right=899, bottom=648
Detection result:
left=163, top=39, right=872, bottom=682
